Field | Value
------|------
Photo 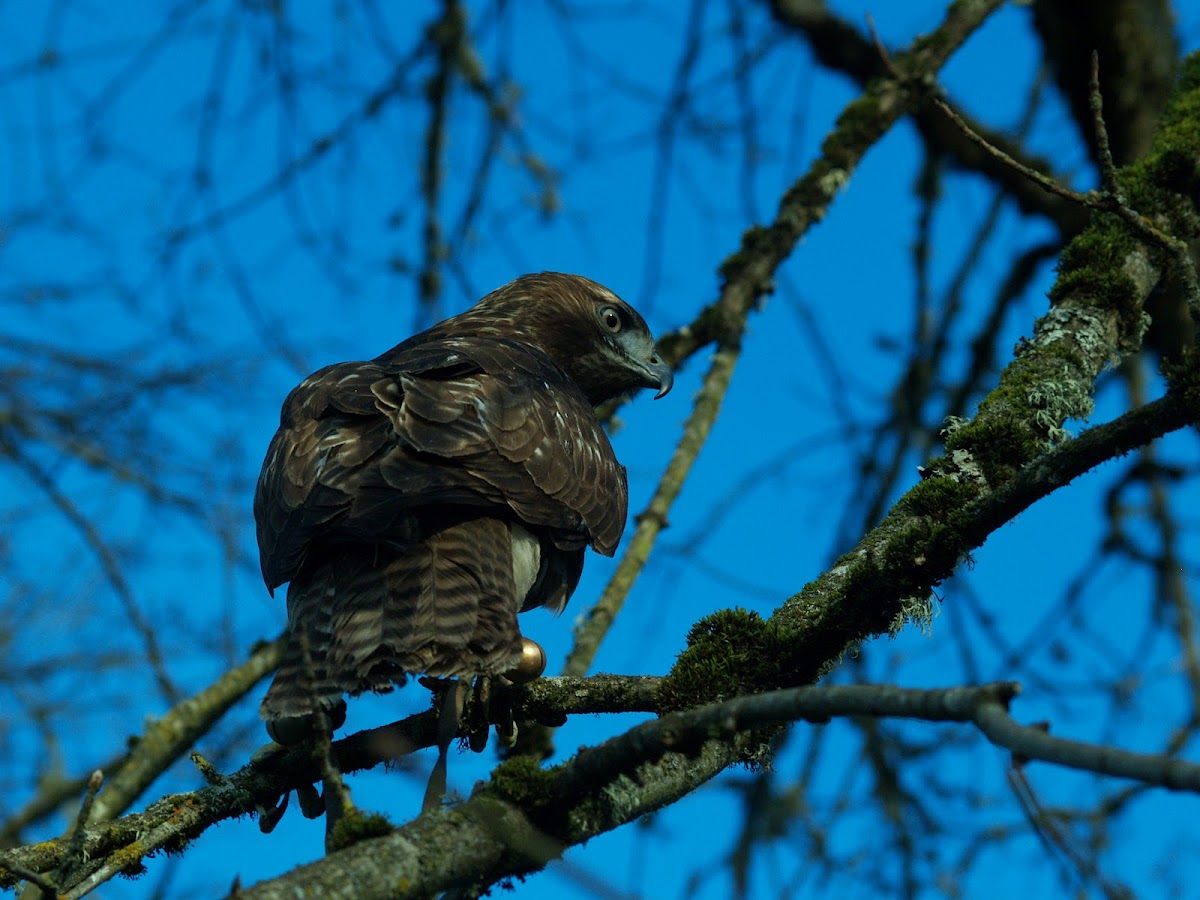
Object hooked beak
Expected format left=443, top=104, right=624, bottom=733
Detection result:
left=642, top=350, right=673, bottom=399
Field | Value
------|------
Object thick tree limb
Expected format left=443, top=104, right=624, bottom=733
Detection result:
left=568, top=0, right=1008, bottom=675
left=0, top=675, right=660, bottom=893
left=768, top=51, right=1200, bottom=682
left=234, top=680, right=1200, bottom=899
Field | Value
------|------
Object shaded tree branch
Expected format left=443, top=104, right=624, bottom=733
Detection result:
left=765, top=0, right=1089, bottom=236
left=0, top=675, right=660, bottom=892
left=236, top=681, right=1200, bottom=899
left=86, top=638, right=283, bottom=825
left=567, top=0, right=1009, bottom=680
left=767, top=50, right=1200, bottom=683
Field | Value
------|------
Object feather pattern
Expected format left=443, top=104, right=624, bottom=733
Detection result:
left=256, top=272, right=671, bottom=728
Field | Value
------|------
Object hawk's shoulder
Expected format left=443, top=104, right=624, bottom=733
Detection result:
left=255, top=331, right=628, bottom=592
left=374, top=331, right=629, bottom=549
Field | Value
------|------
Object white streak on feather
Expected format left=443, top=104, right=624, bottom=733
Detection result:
left=510, top=522, right=541, bottom=610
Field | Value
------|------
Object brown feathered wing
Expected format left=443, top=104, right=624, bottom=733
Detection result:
left=255, top=335, right=627, bottom=722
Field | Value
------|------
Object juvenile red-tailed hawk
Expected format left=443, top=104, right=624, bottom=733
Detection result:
left=255, top=272, right=672, bottom=742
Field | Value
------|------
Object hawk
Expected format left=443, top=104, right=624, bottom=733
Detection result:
left=255, top=272, right=672, bottom=743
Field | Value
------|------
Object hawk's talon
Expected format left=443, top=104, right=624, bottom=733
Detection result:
left=467, top=676, right=492, bottom=753
left=498, top=718, right=519, bottom=749
left=296, top=782, right=325, bottom=819
left=487, top=673, right=517, bottom=748
left=256, top=792, right=289, bottom=833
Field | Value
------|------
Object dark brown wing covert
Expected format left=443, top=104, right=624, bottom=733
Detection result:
left=254, top=272, right=672, bottom=730
left=254, top=335, right=628, bottom=595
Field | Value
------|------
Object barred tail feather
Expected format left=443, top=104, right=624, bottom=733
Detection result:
left=259, top=563, right=354, bottom=727
left=260, top=517, right=526, bottom=736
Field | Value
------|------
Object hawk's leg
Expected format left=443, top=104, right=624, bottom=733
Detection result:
left=418, top=638, right=547, bottom=812
left=309, top=702, right=354, bottom=852
left=422, top=678, right=469, bottom=812
left=493, top=637, right=549, bottom=749
left=321, top=770, right=355, bottom=851
left=466, top=675, right=492, bottom=753
left=492, top=678, right=518, bottom=748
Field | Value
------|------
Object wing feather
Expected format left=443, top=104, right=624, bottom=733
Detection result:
left=254, top=335, right=627, bottom=592
left=256, top=274, right=668, bottom=731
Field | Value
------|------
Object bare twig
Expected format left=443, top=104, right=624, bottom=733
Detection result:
left=565, top=0, right=1010, bottom=680
left=0, top=435, right=181, bottom=705
left=0, top=855, right=57, bottom=898
left=87, top=638, right=283, bottom=824
left=416, top=0, right=462, bottom=323
left=236, top=680, right=1200, bottom=900
left=50, top=770, right=104, bottom=889
left=929, top=90, right=1092, bottom=209
left=1089, top=51, right=1122, bottom=197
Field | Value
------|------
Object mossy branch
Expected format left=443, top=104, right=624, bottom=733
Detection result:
left=0, top=674, right=661, bottom=893
left=85, top=638, right=283, bottom=826
left=757, top=51, right=1200, bottom=689
left=562, top=0, right=1009, bottom=682
left=226, top=679, right=1200, bottom=899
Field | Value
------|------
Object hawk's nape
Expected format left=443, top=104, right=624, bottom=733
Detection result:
left=255, top=272, right=673, bottom=742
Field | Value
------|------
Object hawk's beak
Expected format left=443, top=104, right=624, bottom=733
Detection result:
left=644, top=352, right=673, bottom=399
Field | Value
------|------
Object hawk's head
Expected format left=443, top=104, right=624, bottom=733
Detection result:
left=468, top=272, right=674, bottom=407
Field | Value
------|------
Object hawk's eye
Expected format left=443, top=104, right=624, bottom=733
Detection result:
left=599, top=305, right=622, bottom=333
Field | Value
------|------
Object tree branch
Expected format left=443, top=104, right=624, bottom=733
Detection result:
left=0, top=675, right=660, bottom=892
left=566, top=0, right=1009, bottom=680
left=86, top=638, right=283, bottom=825
left=765, top=0, right=1089, bottom=237
left=766, top=51, right=1200, bottom=684
left=235, top=681, right=1200, bottom=899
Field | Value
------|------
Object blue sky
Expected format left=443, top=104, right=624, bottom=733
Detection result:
left=2, top=1, right=1199, bottom=897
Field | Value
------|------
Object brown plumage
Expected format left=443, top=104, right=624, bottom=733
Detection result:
left=255, top=272, right=672, bottom=738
